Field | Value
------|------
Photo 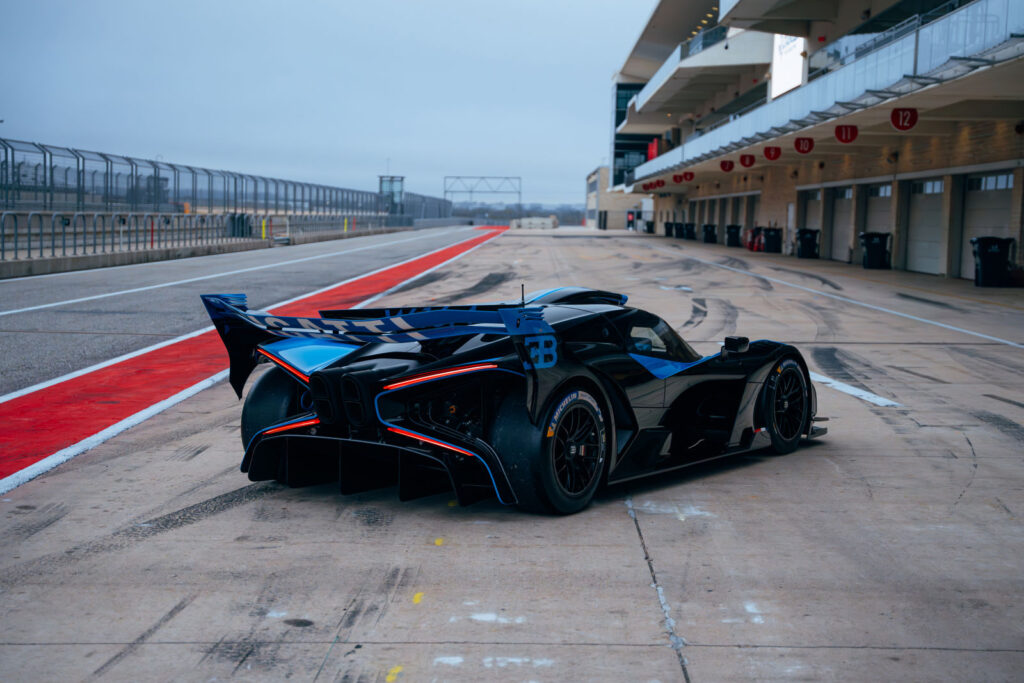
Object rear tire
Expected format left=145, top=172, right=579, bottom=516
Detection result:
left=240, top=367, right=303, bottom=448
left=495, top=387, right=607, bottom=515
left=761, top=358, right=808, bottom=454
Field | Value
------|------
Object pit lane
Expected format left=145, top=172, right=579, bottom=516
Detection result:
left=1, top=227, right=1022, bottom=681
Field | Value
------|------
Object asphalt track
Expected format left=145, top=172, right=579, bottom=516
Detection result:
left=1, top=227, right=1023, bottom=681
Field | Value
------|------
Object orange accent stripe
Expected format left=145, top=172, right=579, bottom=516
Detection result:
left=258, top=347, right=310, bottom=383
left=387, top=426, right=476, bottom=457
left=265, top=417, right=320, bottom=435
left=382, top=363, right=498, bottom=391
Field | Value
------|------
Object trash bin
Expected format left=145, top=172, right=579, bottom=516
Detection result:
left=683, top=222, right=697, bottom=240
left=702, top=224, right=717, bottom=243
left=726, top=224, right=742, bottom=247
left=859, top=232, right=891, bottom=269
left=664, top=222, right=673, bottom=237
left=763, top=227, right=783, bottom=253
left=673, top=222, right=686, bottom=238
left=797, top=228, right=820, bottom=258
left=971, top=236, right=1016, bottom=286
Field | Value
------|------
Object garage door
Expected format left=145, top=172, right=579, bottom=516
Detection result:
left=906, top=178, right=944, bottom=274
left=831, top=187, right=854, bottom=262
left=961, top=172, right=1014, bottom=280
left=804, top=189, right=822, bottom=230
left=865, top=183, right=892, bottom=232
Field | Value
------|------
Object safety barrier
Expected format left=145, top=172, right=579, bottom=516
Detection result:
left=0, top=210, right=398, bottom=261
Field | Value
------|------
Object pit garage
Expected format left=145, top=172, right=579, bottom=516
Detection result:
left=960, top=170, right=1015, bottom=280
left=906, top=178, right=945, bottom=274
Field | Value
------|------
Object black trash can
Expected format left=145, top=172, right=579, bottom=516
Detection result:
left=971, top=236, right=1016, bottom=286
left=664, top=222, right=673, bottom=237
left=763, top=227, right=783, bottom=253
left=645, top=220, right=654, bottom=234
left=702, top=224, right=717, bottom=243
left=726, top=224, right=742, bottom=247
left=797, top=228, right=820, bottom=258
left=859, top=232, right=891, bottom=269
left=673, top=222, right=686, bottom=238
left=683, top=222, right=697, bottom=240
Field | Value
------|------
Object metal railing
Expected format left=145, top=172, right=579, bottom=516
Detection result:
left=0, top=210, right=399, bottom=262
left=635, top=25, right=731, bottom=113
left=0, top=137, right=452, bottom=220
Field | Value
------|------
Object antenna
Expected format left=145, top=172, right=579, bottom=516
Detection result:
left=521, top=283, right=525, bottom=306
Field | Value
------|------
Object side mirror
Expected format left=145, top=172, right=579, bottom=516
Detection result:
left=723, top=336, right=749, bottom=355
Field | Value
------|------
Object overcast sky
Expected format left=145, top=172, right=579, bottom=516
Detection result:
left=0, top=0, right=657, bottom=204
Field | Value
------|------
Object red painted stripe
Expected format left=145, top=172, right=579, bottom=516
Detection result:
left=0, top=227, right=506, bottom=479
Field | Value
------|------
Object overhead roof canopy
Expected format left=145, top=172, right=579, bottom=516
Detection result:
left=618, top=0, right=723, bottom=81
left=718, top=0, right=840, bottom=36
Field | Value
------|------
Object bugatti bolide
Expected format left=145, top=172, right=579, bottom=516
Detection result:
left=201, top=288, right=826, bottom=514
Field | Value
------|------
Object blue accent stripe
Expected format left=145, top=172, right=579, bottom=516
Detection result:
left=628, top=352, right=716, bottom=379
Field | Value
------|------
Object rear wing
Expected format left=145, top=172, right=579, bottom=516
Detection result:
left=201, top=293, right=558, bottom=395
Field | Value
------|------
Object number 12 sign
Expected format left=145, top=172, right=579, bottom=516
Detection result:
left=891, top=108, right=918, bottom=131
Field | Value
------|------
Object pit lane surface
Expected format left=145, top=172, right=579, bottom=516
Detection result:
left=1, top=228, right=1023, bottom=681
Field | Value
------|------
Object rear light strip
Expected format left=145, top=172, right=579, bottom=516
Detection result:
left=264, top=417, right=320, bottom=435
left=387, top=426, right=476, bottom=457
left=382, top=363, right=498, bottom=391
left=258, top=347, right=310, bottom=383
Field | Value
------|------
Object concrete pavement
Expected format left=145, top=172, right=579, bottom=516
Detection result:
left=0, top=228, right=1022, bottom=681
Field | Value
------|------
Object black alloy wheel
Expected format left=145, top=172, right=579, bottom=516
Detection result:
left=550, top=403, right=603, bottom=496
left=763, top=358, right=808, bottom=454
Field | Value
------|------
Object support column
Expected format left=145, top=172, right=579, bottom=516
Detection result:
left=942, top=174, right=966, bottom=278
left=819, top=189, right=835, bottom=261
left=891, top=179, right=911, bottom=270
left=851, top=183, right=869, bottom=265
left=717, top=197, right=728, bottom=244
left=1012, top=167, right=1024, bottom=267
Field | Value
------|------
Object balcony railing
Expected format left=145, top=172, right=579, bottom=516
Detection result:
left=635, top=25, right=730, bottom=111
left=632, top=0, right=1024, bottom=181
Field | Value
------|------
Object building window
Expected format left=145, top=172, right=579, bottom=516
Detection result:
left=834, top=187, right=852, bottom=199
left=967, top=172, right=1013, bottom=191
left=806, top=189, right=821, bottom=201
left=911, top=179, right=944, bottom=194
left=867, top=183, right=892, bottom=198
left=587, top=179, right=598, bottom=194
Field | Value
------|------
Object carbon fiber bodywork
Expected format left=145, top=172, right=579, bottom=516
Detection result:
left=202, top=288, right=825, bottom=507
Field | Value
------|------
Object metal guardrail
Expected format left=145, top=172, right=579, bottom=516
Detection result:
left=0, top=210, right=397, bottom=261
left=0, top=137, right=452, bottom=220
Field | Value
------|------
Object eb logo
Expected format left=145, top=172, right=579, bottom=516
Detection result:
left=524, top=335, right=557, bottom=369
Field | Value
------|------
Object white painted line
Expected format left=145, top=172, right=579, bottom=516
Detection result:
left=0, top=227, right=469, bottom=317
left=0, top=228, right=506, bottom=494
left=352, top=235, right=503, bottom=309
left=0, top=370, right=229, bottom=495
left=0, top=231, right=486, bottom=406
left=654, top=246, right=1024, bottom=350
left=810, top=371, right=901, bottom=407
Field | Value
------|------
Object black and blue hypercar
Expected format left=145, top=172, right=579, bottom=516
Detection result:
left=201, top=288, right=826, bottom=514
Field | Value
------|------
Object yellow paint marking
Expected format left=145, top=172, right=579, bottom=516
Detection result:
left=413, top=591, right=424, bottom=604
left=434, top=537, right=444, bottom=546
left=386, top=666, right=403, bottom=682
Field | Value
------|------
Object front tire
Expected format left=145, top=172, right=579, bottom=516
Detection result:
left=762, top=358, right=808, bottom=454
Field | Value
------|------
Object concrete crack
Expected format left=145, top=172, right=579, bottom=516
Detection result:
left=626, top=497, right=691, bottom=682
